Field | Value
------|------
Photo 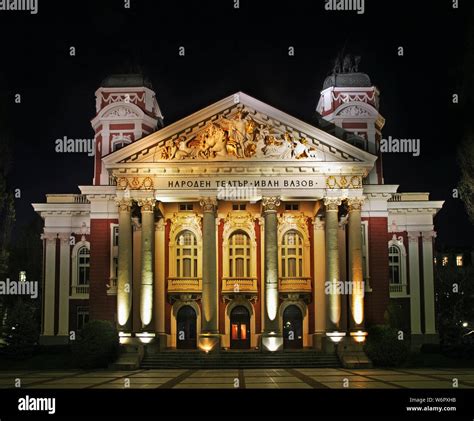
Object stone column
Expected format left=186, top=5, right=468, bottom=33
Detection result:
left=347, top=197, right=365, bottom=333
left=58, top=234, right=71, bottom=338
left=138, top=198, right=155, bottom=331
left=261, top=196, right=283, bottom=352
left=324, top=198, right=342, bottom=333
left=312, top=216, right=326, bottom=350
left=154, top=218, right=167, bottom=347
left=117, top=198, right=133, bottom=332
left=198, top=197, right=220, bottom=352
left=422, top=231, right=436, bottom=335
left=408, top=232, right=422, bottom=338
left=41, top=233, right=57, bottom=340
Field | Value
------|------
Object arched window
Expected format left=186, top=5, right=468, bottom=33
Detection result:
left=281, top=230, right=303, bottom=277
left=229, top=231, right=250, bottom=277
left=389, top=245, right=401, bottom=284
left=176, top=230, right=198, bottom=277
left=112, top=135, right=132, bottom=152
left=77, top=246, right=90, bottom=285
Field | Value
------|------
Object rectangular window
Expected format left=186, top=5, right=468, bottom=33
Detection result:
left=442, top=256, right=448, bottom=266
left=232, top=203, right=246, bottom=211
left=285, top=204, right=299, bottom=211
left=77, top=307, right=89, bottom=331
left=456, top=255, right=463, bottom=267
left=179, top=203, right=194, bottom=211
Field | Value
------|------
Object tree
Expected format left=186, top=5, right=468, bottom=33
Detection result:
left=1, top=298, right=39, bottom=358
left=458, top=133, right=474, bottom=224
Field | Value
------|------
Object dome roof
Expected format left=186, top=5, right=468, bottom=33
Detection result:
left=100, top=73, right=153, bottom=89
left=323, top=72, right=372, bottom=90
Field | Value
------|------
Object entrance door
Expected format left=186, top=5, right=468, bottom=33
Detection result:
left=177, top=305, right=197, bottom=349
left=230, top=306, right=250, bottom=349
left=283, top=305, right=303, bottom=349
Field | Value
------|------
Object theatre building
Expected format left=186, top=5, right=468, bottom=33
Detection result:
left=33, top=71, right=443, bottom=359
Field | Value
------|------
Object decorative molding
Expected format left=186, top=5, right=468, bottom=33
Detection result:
left=138, top=198, right=155, bottom=212
left=223, top=212, right=255, bottom=241
left=323, top=197, right=342, bottom=211
left=116, top=198, right=133, bottom=212
left=155, top=218, right=165, bottom=231
left=41, top=233, right=57, bottom=243
left=278, top=213, right=310, bottom=245
left=347, top=196, right=365, bottom=211
left=116, top=176, right=154, bottom=190
left=169, top=213, right=202, bottom=241
left=104, top=106, right=140, bottom=119
left=407, top=231, right=420, bottom=243
left=313, top=216, right=325, bottom=230
left=336, top=105, right=371, bottom=117
left=262, top=196, right=280, bottom=213
left=199, top=197, right=217, bottom=213
left=326, top=175, right=362, bottom=189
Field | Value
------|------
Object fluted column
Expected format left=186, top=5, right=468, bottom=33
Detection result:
left=41, top=233, right=57, bottom=338
left=261, top=196, right=283, bottom=352
left=138, top=198, right=155, bottom=331
left=324, top=198, right=343, bottom=334
left=313, top=216, right=326, bottom=350
left=347, top=197, right=365, bottom=333
left=198, top=197, right=220, bottom=351
left=58, top=233, right=71, bottom=337
left=117, top=198, right=133, bottom=332
left=422, top=231, right=436, bottom=335
left=408, top=232, right=422, bottom=336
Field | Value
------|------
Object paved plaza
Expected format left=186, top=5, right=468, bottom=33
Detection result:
left=0, top=367, right=473, bottom=389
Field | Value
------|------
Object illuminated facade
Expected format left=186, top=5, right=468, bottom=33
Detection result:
left=33, top=73, right=443, bottom=356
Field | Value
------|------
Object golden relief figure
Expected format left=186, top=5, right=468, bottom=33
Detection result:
left=156, top=107, right=321, bottom=161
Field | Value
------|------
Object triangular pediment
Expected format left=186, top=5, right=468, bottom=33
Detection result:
left=103, top=92, right=376, bottom=169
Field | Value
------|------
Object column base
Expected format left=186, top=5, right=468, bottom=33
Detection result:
left=337, top=337, right=372, bottom=368
left=312, top=333, right=325, bottom=352
left=198, top=333, right=221, bottom=353
left=260, top=332, right=283, bottom=352
left=410, top=333, right=439, bottom=351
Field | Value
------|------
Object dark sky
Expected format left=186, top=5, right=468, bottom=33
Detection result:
left=0, top=0, right=472, bottom=248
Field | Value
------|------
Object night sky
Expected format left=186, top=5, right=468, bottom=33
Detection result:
left=0, top=0, right=472, bottom=248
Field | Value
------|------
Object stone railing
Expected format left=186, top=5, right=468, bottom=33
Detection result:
left=222, top=277, right=258, bottom=293
left=389, top=283, right=408, bottom=295
left=71, top=284, right=90, bottom=296
left=278, top=277, right=312, bottom=293
left=167, top=277, right=202, bottom=293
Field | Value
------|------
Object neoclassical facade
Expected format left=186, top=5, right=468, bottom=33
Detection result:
left=33, top=72, right=443, bottom=354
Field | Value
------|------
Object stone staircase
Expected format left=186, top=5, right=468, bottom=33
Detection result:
left=141, top=349, right=340, bottom=369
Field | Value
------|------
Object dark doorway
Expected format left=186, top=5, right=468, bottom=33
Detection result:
left=283, top=305, right=303, bottom=349
left=230, top=305, right=250, bottom=349
left=177, top=305, right=197, bottom=349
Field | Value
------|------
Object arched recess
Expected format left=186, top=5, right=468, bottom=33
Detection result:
left=277, top=214, right=311, bottom=279
left=171, top=300, right=201, bottom=349
left=168, top=214, right=202, bottom=278
left=71, top=241, right=91, bottom=296
left=279, top=300, right=309, bottom=348
left=388, top=235, right=408, bottom=294
left=224, top=298, right=256, bottom=348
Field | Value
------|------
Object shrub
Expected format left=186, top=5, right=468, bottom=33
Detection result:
left=364, top=324, right=409, bottom=367
left=72, top=320, right=119, bottom=368
left=1, top=299, right=39, bottom=359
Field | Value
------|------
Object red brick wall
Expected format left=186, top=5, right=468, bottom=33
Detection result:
left=89, top=219, right=117, bottom=322
left=364, top=217, right=389, bottom=325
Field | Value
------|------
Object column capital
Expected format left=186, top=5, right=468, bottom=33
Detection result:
left=41, top=232, right=57, bottom=243
left=324, top=197, right=342, bottom=211
left=57, top=233, right=71, bottom=245
left=138, top=197, right=156, bottom=212
left=262, top=196, right=280, bottom=213
left=116, top=198, right=133, bottom=212
left=347, top=196, right=365, bottom=211
left=313, top=216, right=325, bottom=230
left=407, top=231, right=420, bottom=243
left=422, top=230, right=437, bottom=242
left=155, top=218, right=165, bottom=231
left=200, top=197, right=218, bottom=213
